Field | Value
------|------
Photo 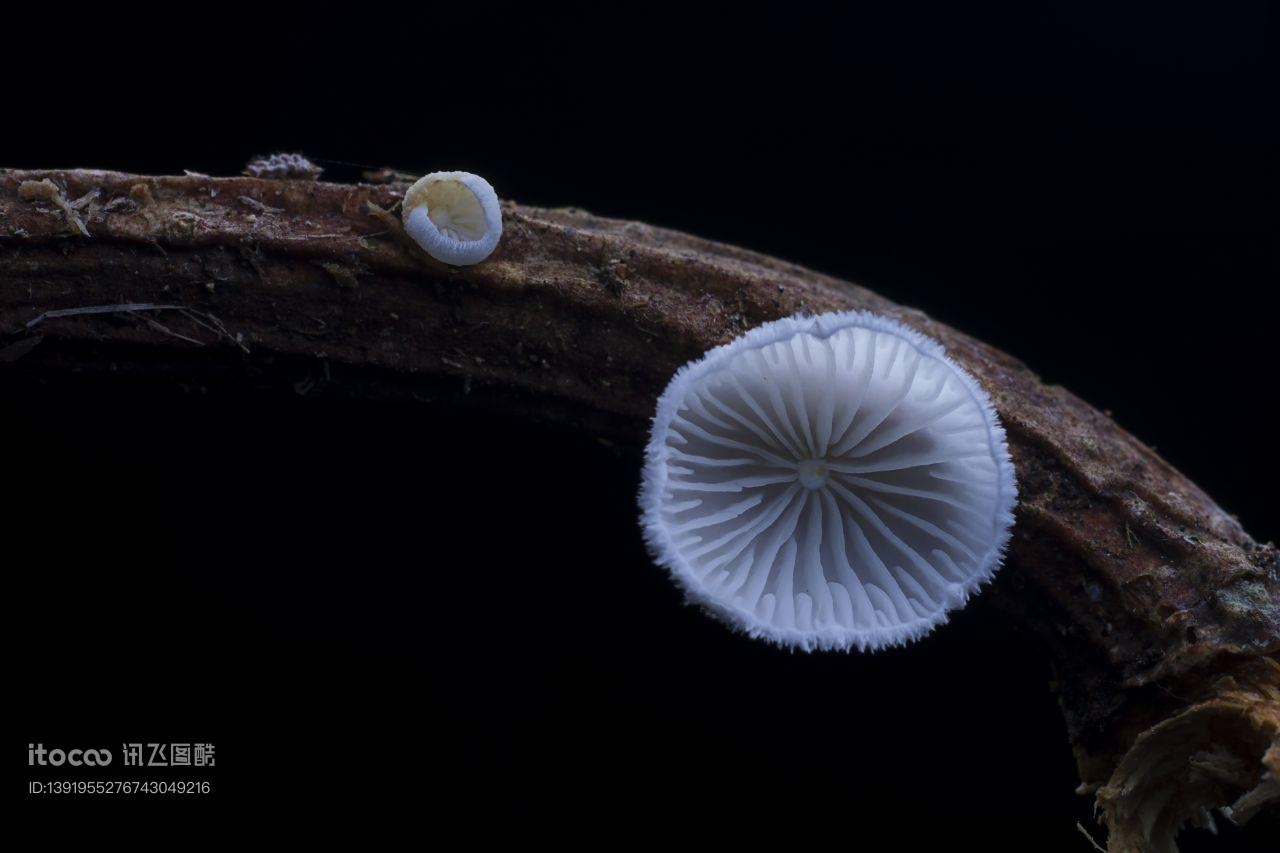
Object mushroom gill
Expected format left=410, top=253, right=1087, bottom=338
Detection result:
left=640, top=310, right=1017, bottom=651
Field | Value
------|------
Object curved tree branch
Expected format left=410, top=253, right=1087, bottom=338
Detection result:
left=2, top=168, right=1276, bottom=851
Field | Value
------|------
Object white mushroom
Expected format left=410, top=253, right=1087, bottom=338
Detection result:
left=401, top=171, right=502, bottom=266
left=640, top=310, right=1017, bottom=651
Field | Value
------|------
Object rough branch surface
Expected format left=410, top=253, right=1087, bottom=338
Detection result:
left=2, top=169, right=1276, bottom=851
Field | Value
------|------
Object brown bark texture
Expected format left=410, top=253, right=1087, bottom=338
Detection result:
left=2, top=168, right=1277, bottom=851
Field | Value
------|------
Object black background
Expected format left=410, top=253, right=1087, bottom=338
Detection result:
left=8, top=2, right=1277, bottom=849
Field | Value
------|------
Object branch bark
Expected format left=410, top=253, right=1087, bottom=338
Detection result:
left=2, top=168, right=1277, bottom=850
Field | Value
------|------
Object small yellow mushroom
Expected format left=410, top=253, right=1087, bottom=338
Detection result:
left=401, top=171, right=502, bottom=266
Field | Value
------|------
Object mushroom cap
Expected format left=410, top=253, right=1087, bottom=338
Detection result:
left=640, top=310, right=1017, bottom=651
left=402, top=171, right=503, bottom=266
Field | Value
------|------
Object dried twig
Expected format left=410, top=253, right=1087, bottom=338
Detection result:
left=1, top=168, right=1276, bottom=852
